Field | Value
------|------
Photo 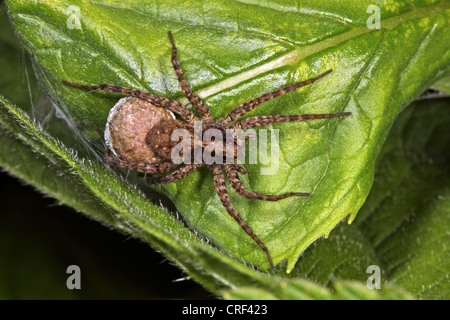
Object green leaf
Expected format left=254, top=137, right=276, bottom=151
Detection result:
left=5, top=0, right=450, bottom=272
left=356, top=98, right=450, bottom=299
left=1, top=93, right=395, bottom=300
left=222, top=279, right=414, bottom=300
left=431, top=74, right=450, bottom=93
left=219, top=96, right=449, bottom=299
left=286, top=97, right=450, bottom=299
left=1, top=70, right=447, bottom=300
left=0, top=4, right=42, bottom=111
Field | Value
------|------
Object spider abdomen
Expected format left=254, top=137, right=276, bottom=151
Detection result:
left=105, top=96, right=175, bottom=165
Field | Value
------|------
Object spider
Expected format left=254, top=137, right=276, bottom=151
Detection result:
left=62, top=31, right=351, bottom=270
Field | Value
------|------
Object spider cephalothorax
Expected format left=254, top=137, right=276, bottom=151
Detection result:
left=63, top=31, right=350, bottom=270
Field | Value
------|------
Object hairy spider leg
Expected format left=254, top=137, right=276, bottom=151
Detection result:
left=168, top=31, right=213, bottom=122
left=235, top=112, right=352, bottom=130
left=102, top=149, right=180, bottom=174
left=61, top=80, right=197, bottom=124
left=225, top=165, right=310, bottom=200
left=221, top=69, right=333, bottom=126
left=146, top=164, right=199, bottom=185
left=212, top=165, right=275, bottom=270
left=95, top=127, right=105, bottom=139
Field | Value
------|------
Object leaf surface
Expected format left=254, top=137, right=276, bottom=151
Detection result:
left=5, top=0, right=450, bottom=272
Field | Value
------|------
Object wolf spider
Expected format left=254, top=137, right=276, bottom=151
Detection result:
left=62, top=31, right=350, bottom=270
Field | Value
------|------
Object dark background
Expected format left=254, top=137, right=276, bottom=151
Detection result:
left=0, top=170, right=211, bottom=299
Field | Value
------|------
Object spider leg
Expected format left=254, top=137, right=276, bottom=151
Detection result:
left=220, top=69, right=333, bottom=126
left=95, top=127, right=105, bottom=139
left=225, top=166, right=309, bottom=200
left=62, top=80, right=197, bottom=124
left=147, top=164, right=199, bottom=184
left=103, top=149, right=179, bottom=174
left=168, top=31, right=213, bottom=122
left=235, top=112, right=351, bottom=130
left=212, top=165, right=275, bottom=270
left=229, top=164, right=247, bottom=175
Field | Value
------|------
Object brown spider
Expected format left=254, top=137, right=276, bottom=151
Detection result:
left=62, top=31, right=350, bottom=270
